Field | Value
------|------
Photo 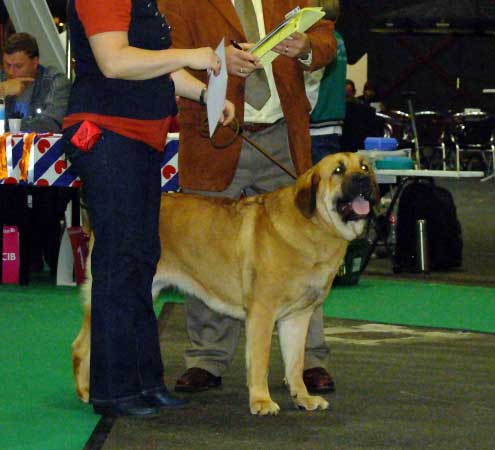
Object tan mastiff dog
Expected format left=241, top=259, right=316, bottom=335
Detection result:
left=72, top=152, right=379, bottom=415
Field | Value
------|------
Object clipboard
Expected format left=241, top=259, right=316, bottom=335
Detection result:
left=250, top=7, right=325, bottom=66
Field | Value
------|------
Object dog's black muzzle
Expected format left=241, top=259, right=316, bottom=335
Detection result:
left=336, top=173, right=378, bottom=222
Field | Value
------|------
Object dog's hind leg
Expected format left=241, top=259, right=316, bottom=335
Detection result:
left=72, top=298, right=91, bottom=402
left=245, top=304, right=280, bottom=416
left=278, top=310, right=329, bottom=411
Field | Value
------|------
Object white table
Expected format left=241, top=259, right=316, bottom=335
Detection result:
left=375, top=169, right=485, bottom=184
left=358, top=149, right=487, bottom=183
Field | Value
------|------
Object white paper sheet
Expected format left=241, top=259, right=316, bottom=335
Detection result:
left=206, top=39, right=228, bottom=137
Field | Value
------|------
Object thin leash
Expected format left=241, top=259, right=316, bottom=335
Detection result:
left=200, top=118, right=297, bottom=180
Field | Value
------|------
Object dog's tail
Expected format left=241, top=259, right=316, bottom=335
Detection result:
left=80, top=233, right=93, bottom=309
left=73, top=233, right=92, bottom=348
left=71, top=234, right=93, bottom=403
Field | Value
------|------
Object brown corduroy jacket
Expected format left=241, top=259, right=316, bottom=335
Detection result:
left=159, top=0, right=336, bottom=191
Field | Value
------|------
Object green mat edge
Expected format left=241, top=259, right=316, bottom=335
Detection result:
left=323, top=278, right=495, bottom=334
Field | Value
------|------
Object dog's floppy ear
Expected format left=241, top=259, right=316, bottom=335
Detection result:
left=295, top=171, right=320, bottom=218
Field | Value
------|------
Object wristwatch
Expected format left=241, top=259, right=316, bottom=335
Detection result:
left=298, top=48, right=313, bottom=65
left=199, top=87, right=207, bottom=106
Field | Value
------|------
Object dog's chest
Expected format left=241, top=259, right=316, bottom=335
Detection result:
left=299, top=284, right=326, bottom=307
left=277, top=263, right=337, bottom=319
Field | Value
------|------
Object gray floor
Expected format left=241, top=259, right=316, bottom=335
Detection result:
left=98, top=306, right=495, bottom=450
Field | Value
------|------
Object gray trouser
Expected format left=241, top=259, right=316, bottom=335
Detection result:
left=182, top=119, right=329, bottom=376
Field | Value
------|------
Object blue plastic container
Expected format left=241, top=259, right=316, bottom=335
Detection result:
left=364, top=137, right=398, bottom=151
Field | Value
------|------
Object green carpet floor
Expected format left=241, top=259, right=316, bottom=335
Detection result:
left=323, top=278, right=495, bottom=333
left=0, top=282, right=97, bottom=450
left=0, top=276, right=493, bottom=450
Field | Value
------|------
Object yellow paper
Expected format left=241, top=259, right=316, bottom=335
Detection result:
left=251, top=7, right=325, bottom=66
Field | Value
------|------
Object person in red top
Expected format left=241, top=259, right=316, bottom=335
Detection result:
left=63, top=0, right=234, bottom=418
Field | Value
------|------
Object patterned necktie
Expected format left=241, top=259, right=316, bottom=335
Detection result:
left=234, top=0, right=271, bottom=110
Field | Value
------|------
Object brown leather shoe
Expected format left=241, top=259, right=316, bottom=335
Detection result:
left=303, top=367, right=336, bottom=393
left=174, top=368, right=222, bottom=393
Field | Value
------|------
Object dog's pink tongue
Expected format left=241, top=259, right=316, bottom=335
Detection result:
left=352, top=197, right=370, bottom=215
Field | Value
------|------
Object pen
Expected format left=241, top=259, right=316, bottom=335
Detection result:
left=231, top=40, right=257, bottom=66
left=230, top=40, right=243, bottom=50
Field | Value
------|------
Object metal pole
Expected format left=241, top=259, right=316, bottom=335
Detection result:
left=406, top=98, right=422, bottom=170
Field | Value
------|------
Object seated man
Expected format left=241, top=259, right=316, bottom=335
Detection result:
left=0, top=33, right=73, bottom=280
left=0, top=32, right=71, bottom=132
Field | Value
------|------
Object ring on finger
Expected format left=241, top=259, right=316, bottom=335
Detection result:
left=240, top=67, right=244, bottom=74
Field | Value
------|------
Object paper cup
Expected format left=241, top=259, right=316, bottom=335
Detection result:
left=8, top=118, right=22, bottom=133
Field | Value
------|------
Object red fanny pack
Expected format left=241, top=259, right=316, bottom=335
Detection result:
left=70, top=120, right=102, bottom=152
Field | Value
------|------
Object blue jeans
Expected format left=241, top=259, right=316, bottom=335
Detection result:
left=311, top=133, right=342, bottom=164
left=64, top=126, right=164, bottom=404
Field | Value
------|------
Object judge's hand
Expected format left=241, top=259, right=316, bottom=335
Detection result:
left=0, top=77, right=35, bottom=96
left=226, top=43, right=263, bottom=78
left=273, top=32, right=311, bottom=59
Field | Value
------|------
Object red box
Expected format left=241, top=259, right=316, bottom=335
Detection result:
left=2, top=225, right=20, bottom=284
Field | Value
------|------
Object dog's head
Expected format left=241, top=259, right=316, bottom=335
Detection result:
left=295, top=152, right=380, bottom=241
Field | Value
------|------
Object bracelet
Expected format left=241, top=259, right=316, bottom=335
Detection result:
left=199, top=87, right=207, bottom=106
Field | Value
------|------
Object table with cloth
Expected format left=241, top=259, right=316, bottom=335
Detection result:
left=0, top=132, right=180, bottom=284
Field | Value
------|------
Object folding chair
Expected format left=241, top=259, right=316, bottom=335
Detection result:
left=412, top=111, right=451, bottom=170
left=450, top=112, right=495, bottom=181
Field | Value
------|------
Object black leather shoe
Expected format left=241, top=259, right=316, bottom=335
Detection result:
left=142, top=388, right=188, bottom=408
left=175, top=367, right=222, bottom=393
left=93, top=397, right=160, bottom=418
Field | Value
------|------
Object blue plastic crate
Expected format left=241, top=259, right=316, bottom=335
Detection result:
left=364, top=137, right=398, bottom=151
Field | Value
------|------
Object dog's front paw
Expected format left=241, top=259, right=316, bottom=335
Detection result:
left=250, top=398, right=281, bottom=416
left=293, top=394, right=329, bottom=411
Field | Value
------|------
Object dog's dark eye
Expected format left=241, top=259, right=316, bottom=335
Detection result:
left=361, top=163, right=369, bottom=172
left=333, top=163, right=345, bottom=175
